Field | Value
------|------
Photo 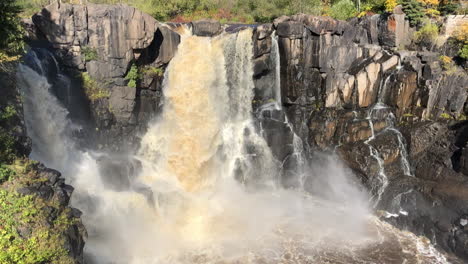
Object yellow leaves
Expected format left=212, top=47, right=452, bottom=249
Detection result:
left=385, top=0, right=398, bottom=12
left=453, top=21, right=468, bottom=43
left=425, top=8, right=440, bottom=17
left=0, top=52, right=20, bottom=63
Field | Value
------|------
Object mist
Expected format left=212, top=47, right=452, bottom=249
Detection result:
left=17, top=27, right=449, bottom=264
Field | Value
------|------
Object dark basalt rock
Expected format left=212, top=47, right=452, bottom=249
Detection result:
left=191, top=19, right=222, bottom=37
left=29, top=3, right=181, bottom=151
left=96, top=154, right=142, bottom=192
left=22, top=3, right=468, bottom=261
left=276, top=21, right=304, bottom=38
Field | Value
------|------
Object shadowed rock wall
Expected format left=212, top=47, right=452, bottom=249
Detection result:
left=26, top=3, right=468, bottom=261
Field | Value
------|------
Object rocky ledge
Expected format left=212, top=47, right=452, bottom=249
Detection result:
left=251, top=11, right=468, bottom=261
left=0, top=65, right=85, bottom=263
left=22, top=2, right=468, bottom=261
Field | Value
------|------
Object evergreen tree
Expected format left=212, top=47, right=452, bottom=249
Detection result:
left=0, top=0, right=24, bottom=55
left=400, top=0, right=425, bottom=27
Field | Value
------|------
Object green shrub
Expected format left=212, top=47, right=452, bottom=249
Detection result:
left=400, top=0, right=425, bottom=27
left=81, top=72, right=110, bottom=101
left=142, top=66, right=164, bottom=78
left=413, top=20, right=439, bottom=45
left=16, top=0, right=328, bottom=23
left=81, top=46, right=98, bottom=62
left=0, top=105, right=16, bottom=123
left=0, top=189, right=75, bottom=264
left=0, top=165, right=15, bottom=184
left=438, top=1, right=458, bottom=15
left=0, top=128, right=16, bottom=164
left=330, top=0, right=357, bottom=21
left=459, top=44, right=468, bottom=60
left=125, top=63, right=140, bottom=88
left=439, top=112, right=452, bottom=119
left=0, top=105, right=18, bottom=164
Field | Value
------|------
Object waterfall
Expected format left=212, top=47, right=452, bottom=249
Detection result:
left=17, top=28, right=449, bottom=264
left=364, top=104, right=389, bottom=206
left=139, top=29, right=278, bottom=191
left=271, top=34, right=282, bottom=107
left=17, top=57, right=79, bottom=173
left=363, top=68, right=416, bottom=207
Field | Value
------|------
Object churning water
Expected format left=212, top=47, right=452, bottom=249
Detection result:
left=17, top=28, right=451, bottom=264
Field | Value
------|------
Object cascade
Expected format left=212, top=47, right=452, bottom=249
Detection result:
left=17, top=28, right=451, bottom=264
left=271, top=34, right=282, bottom=107
left=17, top=56, right=79, bottom=172
left=364, top=104, right=390, bottom=206
left=363, top=69, right=415, bottom=207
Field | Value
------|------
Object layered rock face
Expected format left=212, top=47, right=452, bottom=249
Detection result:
left=31, top=2, right=180, bottom=149
left=250, top=12, right=468, bottom=261
left=26, top=3, right=468, bottom=261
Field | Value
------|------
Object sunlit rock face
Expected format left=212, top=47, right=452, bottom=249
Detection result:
left=31, top=2, right=180, bottom=149
left=256, top=13, right=468, bottom=262
left=19, top=27, right=459, bottom=264
left=22, top=2, right=468, bottom=262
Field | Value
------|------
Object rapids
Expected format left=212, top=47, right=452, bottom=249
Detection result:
left=17, top=27, right=452, bottom=264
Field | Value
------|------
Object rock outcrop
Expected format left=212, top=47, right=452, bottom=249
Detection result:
left=248, top=11, right=468, bottom=261
left=0, top=63, right=85, bottom=263
left=24, top=2, right=468, bottom=261
left=31, top=3, right=181, bottom=150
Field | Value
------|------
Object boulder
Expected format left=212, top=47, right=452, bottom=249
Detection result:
left=191, top=19, right=222, bottom=37
left=276, top=21, right=304, bottom=39
left=255, top=23, right=274, bottom=40
left=153, top=26, right=181, bottom=66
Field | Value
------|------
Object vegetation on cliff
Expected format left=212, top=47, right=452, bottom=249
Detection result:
left=0, top=162, right=77, bottom=264
left=14, top=0, right=466, bottom=23
left=0, top=65, right=83, bottom=263
left=0, top=0, right=24, bottom=62
left=81, top=72, right=110, bottom=101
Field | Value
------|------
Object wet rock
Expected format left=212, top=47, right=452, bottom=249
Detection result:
left=254, top=34, right=272, bottom=58
left=96, top=155, right=142, bottom=191
left=109, top=85, right=136, bottom=123
left=152, top=26, right=181, bottom=66
left=276, top=21, right=304, bottom=39
left=257, top=106, right=295, bottom=162
left=253, top=54, right=271, bottom=77
left=191, top=19, right=221, bottom=37
left=385, top=70, right=418, bottom=117
left=381, top=55, right=399, bottom=72
left=31, top=3, right=182, bottom=150
left=255, top=23, right=273, bottom=40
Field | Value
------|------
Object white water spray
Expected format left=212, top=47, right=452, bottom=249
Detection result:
left=18, top=29, right=450, bottom=264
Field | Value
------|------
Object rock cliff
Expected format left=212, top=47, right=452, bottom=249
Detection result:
left=252, top=12, right=468, bottom=261
left=0, top=63, right=85, bottom=263
left=24, top=2, right=468, bottom=261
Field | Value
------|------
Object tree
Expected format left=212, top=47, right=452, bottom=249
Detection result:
left=400, top=0, right=425, bottom=27
left=330, top=0, right=357, bottom=20
left=0, top=0, right=24, bottom=55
